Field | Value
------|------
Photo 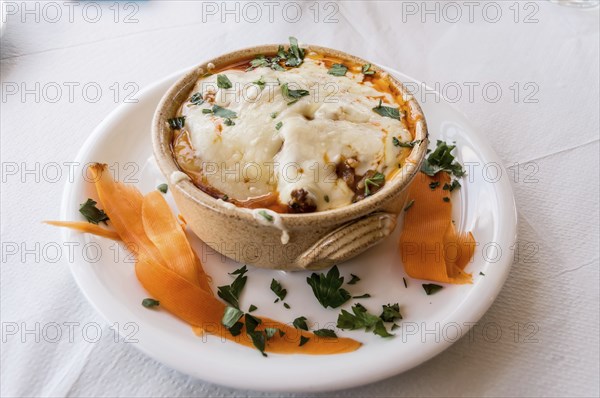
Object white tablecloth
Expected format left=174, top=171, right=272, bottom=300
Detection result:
left=1, top=1, right=599, bottom=397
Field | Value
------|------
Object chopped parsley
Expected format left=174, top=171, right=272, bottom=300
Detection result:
left=422, top=283, right=443, bottom=295
left=372, top=99, right=402, bottom=120
left=270, top=279, right=287, bottom=301
left=258, top=210, right=274, bottom=222
left=353, top=294, right=371, bottom=299
left=248, top=304, right=257, bottom=312
left=275, top=121, right=283, bottom=130
left=229, top=265, right=247, bottom=276
left=443, top=197, right=450, bottom=202
left=212, top=105, right=237, bottom=119
left=314, top=329, right=337, bottom=338
left=228, top=321, right=243, bottom=336
left=156, top=183, right=168, bottom=194
left=299, top=335, right=310, bottom=346
left=347, top=274, right=361, bottom=285
left=443, top=180, right=461, bottom=192
left=252, top=76, right=266, bottom=90
left=429, top=181, right=440, bottom=190
left=364, top=172, right=385, bottom=196
left=293, top=316, right=309, bottom=331
left=79, top=198, right=109, bottom=225
left=223, top=118, right=235, bottom=126
left=189, top=92, right=204, bottom=105
left=141, top=298, right=159, bottom=308
left=380, top=303, right=402, bottom=323
left=245, top=313, right=267, bottom=356
left=216, top=74, right=232, bottom=89
left=479, top=272, right=485, bottom=276
left=283, top=302, right=291, bottom=309
left=403, top=277, right=408, bottom=288
left=403, top=200, right=415, bottom=211
left=306, top=265, right=351, bottom=309
left=221, top=306, right=244, bottom=328
left=167, top=116, right=185, bottom=130
left=281, top=83, right=310, bottom=105
left=421, top=140, right=466, bottom=180
left=217, top=265, right=247, bottom=309
left=328, top=63, right=348, bottom=76
left=362, top=63, right=375, bottom=75
left=393, top=137, right=422, bottom=148
left=324, top=195, right=330, bottom=203
left=246, top=37, right=305, bottom=72
left=337, top=303, right=393, bottom=338
left=265, top=327, right=279, bottom=339
left=270, top=112, right=278, bottom=119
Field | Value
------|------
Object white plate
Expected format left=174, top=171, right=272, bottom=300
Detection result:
left=58, top=66, right=517, bottom=392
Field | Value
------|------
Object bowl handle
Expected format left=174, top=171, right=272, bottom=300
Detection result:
left=295, top=212, right=398, bottom=270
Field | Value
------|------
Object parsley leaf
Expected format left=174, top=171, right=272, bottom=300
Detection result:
left=79, top=198, right=109, bottom=225
left=223, top=118, right=235, bottom=126
left=141, top=298, right=159, bottom=308
left=265, top=327, right=279, bottom=339
left=362, top=63, right=375, bottom=75
left=328, top=63, right=348, bottom=76
left=270, top=279, right=287, bottom=301
left=221, top=306, right=244, bottom=328
left=299, top=335, right=310, bottom=346
left=293, top=316, right=308, bottom=331
left=364, top=172, right=385, bottom=196
left=393, top=137, right=422, bottom=148
left=422, top=283, right=443, bottom=295
left=275, top=121, right=283, bottom=130
left=337, top=303, right=393, bottom=338
left=167, top=116, right=186, bottom=130
left=217, top=267, right=247, bottom=309
left=429, top=181, right=440, bottom=190
left=285, top=36, right=305, bottom=67
left=372, top=99, right=402, bottom=120
left=253, top=76, right=266, bottom=90
left=306, top=265, right=351, bottom=309
left=229, top=265, right=247, bottom=276
left=380, top=303, right=402, bottom=323
left=156, top=183, right=168, bottom=194
left=314, top=329, right=337, bottom=338
left=248, top=304, right=257, bottom=312
left=245, top=314, right=267, bottom=357
left=228, top=322, right=243, bottom=336
left=404, top=200, right=415, bottom=211
left=281, top=83, right=309, bottom=105
left=212, top=105, right=237, bottom=119
left=420, top=140, right=466, bottom=179
left=348, top=274, right=361, bottom=285
left=189, top=92, right=204, bottom=105
left=258, top=210, right=274, bottom=222
left=353, top=293, right=371, bottom=299
left=216, top=74, right=232, bottom=89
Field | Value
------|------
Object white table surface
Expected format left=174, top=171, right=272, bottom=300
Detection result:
left=1, top=1, right=599, bottom=397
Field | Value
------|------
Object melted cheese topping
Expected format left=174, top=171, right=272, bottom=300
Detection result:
left=177, top=56, right=412, bottom=212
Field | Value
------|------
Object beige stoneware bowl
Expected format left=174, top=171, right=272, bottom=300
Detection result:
left=152, top=44, right=428, bottom=270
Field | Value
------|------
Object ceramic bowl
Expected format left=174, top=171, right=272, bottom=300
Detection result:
left=152, top=44, right=428, bottom=270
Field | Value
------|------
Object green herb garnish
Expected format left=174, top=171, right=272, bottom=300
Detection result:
left=328, top=63, right=348, bottom=76
left=479, top=272, right=485, bottom=276
left=403, top=200, right=415, bottom=211
left=372, top=99, right=401, bottom=120
left=79, top=198, right=109, bottom=225
left=443, top=180, right=462, bottom=192
left=229, top=265, right=247, bottom=276
left=270, top=112, right=278, bottom=119
left=189, top=92, right=204, bottom=105
left=221, top=306, right=244, bottom=328
left=265, top=327, right=279, bottom=340
left=293, top=316, right=308, bottom=331
left=275, top=121, right=283, bottom=130
left=403, top=277, right=408, bottom=288
left=223, top=118, right=235, bottom=126
left=364, top=172, right=385, bottom=196
left=422, top=283, right=443, bottom=295
left=285, top=36, right=305, bottom=67
left=245, top=314, right=267, bottom=357
left=258, top=210, right=274, bottom=222
left=380, top=303, right=402, bottom=323
left=362, top=63, right=375, bottom=75
left=348, top=274, right=360, bottom=285
left=282, top=83, right=309, bottom=105
left=142, top=298, right=159, bottom=308
left=353, top=293, right=371, bottom=299
left=443, top=197, right=450, bottom=202
left=324, top=195, right=330, bottom=203
left=216, top=74, right=232, bottom=89
left=212, top=105, right=237, bottom=119
left=283, top=302, right=290, bottom=309
left=337, top=303, right=393, bottom=338
left=228, top=322, right=243, bottom=336
left=420, top=140, right=466, bottom=180
left=253, top=76, right=266, bottom=90
left=314, top=329, right=337, bottom=338
left=429, top=181, right=440, bottom=190
left=270, top=279, right=287, bottom=301
left=167, top=116, right=186, bottom=129
left=217, top=266, right=248, bottom=309
left=248, top=304, right=257, bottom=312
left=299, top=335, right=310, bottom=346
left=156, top=183, right=168, bottom=194
left=306, top=265, right=351, bottom=309
left=393, top=137, right=421, bottom=148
